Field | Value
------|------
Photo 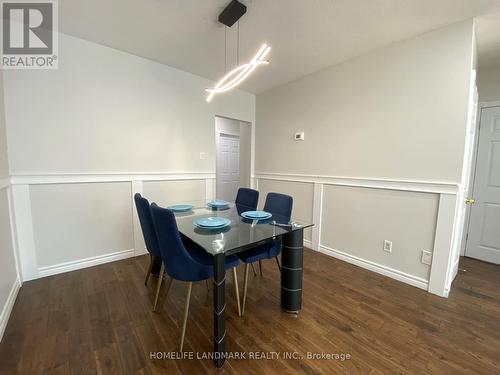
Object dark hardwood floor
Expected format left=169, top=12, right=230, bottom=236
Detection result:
left=1, top=249, right=499, bottom=374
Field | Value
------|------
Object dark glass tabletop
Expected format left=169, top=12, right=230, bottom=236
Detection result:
left=169, top=200, right=313, bottom=256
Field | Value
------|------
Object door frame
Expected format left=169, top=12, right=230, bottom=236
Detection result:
left=462, top=101, right=500, bottom=257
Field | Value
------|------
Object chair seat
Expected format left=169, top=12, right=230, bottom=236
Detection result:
left=237, top=239, right=281, bottom=263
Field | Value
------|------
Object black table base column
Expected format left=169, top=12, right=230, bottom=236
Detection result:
left=213, top=253, right=226, bottom=368
left=281, top=229, right=304, bottom=313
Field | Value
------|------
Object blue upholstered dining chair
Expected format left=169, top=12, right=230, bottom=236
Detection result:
left=238, top=192, right=293, bottom=315
left=235, top=187, right=259, bottom=209
left=150, top=203, right=242, bottom=351
left=235, top=187, right=259, bottom=276
left=134, top=193, right=161, bottom=286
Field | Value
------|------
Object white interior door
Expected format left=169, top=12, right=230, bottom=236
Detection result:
left=216, top=134, right=240, bottom=201
left=466, top=106, right=500, bottom=264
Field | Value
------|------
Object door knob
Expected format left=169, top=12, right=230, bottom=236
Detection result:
left=465, top=197, right=476, bottom=205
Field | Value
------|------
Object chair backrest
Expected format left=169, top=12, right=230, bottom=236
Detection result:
left=235, top=188, right=259, bottom=209
left=150, top=204, right=208, bottom=281
left=134, top=193, right=160, bottom=257
left=264, top=192, right=293, bottom=222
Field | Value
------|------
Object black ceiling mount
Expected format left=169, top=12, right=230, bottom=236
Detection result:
left=218, top=0, right=247, bottom=27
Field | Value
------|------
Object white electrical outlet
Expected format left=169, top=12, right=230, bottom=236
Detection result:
left=199, top=152, right=206, bottom=160
left=421, top=250, right=433, bottom=265
left=383, top=240, right=392, bottom=253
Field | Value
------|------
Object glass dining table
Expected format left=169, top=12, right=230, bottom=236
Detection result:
left=167, top=200, right=313, bottom=368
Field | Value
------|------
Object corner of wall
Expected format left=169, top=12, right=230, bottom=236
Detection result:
left=0, top=276, right=21, bottom=342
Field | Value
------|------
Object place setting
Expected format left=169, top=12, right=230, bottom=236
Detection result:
left=193, top=216, right=232, bottom=233
left=167, top=203, right=195, bottom=217
left=207, top=199, right=231, bottom=210
left=239, top=210, right=272, bottom=226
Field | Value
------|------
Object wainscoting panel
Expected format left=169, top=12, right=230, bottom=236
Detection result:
left=9, top=173, right=216, bottom=280
left=321, top=184, right=438, bottom=281
left=256, top=179, right=314, bottom=241
left=0, top=189, right=17, bottom=297
left=7, top=172, right=460, bottom=297
left=255, top=173, right=462, bottom=297
left=0, top=185, right=20, bottom=342
left=142, top=179, right=206, bottom=207
left=29, top=182, right=134, bottom=268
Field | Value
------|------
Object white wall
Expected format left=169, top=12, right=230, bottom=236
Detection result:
left=0, top=72, right=8, bottom=178
left=478, top=67, right=500, bottom=102
left=0, top=72, right=20, bottom=342
left=3, top=33, right=255, bottom=174
left=255, top=20, right=475, bottom=296
left=256, top=20, right=473, bottom=183
left=2, top=33, right=255, bottom=281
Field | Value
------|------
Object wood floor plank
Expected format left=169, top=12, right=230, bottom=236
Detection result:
left=1, top=250, right=500, bottom=374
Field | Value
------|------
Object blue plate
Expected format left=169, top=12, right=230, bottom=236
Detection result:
left=194, top=217, right=231, bottom=229
left=207, top=200, right=229, bottom=208
left=167, top=204, right=194, bottom=212
left=241, top=211, right=272, bottom=220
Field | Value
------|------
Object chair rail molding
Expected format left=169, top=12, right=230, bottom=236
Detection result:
left=10, top=172, right=217, bottom=185
left=254, top=173, right=460, bottom=194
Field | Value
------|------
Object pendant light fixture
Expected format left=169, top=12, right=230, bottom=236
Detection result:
left=206, top=0, right=270, bottom=102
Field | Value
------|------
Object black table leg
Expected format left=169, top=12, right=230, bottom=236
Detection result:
left=281, top=229, right=304, bottom=313
left=213, top=253, right=226, bottom=368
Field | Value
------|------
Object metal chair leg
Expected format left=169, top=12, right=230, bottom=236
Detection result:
left=259, top=260, right=263, bottom=276
left=275, top=256, right=281, bottom=272
left=144, top=255, right=153, bottom=286
left=242, top=263, right=249, bottom=316
left=232, top=268, right=241, bottom=317
left=163, top=276, right=173, bottom=305
left=180, top=282, right=193, bottom=352
left=153, top=263, right=165, bottom=311
left=250, top=263, right=257, bottom=276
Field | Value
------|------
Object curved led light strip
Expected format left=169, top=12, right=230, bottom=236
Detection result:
left=206, top=43, right=271, bottom=102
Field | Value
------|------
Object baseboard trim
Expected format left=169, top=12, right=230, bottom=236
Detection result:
left=0, top=277, right=21, bottom=343
left=447, top=259, right=460, bottom=292
left=318, top=245, right=429, bottom=290
left=304, top=239, right=312, bottom=248
left=37, top=249, right=135, bottom=278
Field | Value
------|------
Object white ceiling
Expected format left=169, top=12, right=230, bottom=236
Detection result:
left=60, top=0, right=500, bottom=93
